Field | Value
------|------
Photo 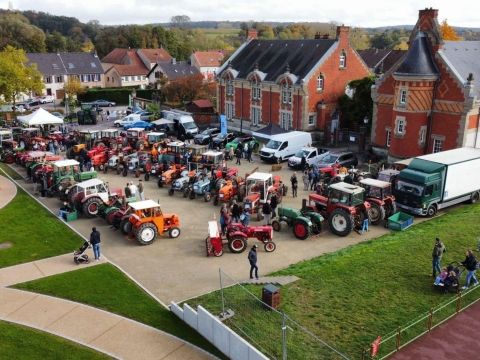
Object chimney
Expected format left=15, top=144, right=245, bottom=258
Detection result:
left=336, top=25, right=350, bottom=40
left=171, top=58, right=176, bottom=65
left=419, top=7, right=438, bottom=21
left=247, top=28, right=258, bottom=40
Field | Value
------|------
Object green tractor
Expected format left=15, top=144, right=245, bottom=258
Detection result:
left=271, top=206, right=324, bottom=240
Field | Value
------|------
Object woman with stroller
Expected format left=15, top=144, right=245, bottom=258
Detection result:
left=461, top=250, right=479, bottom=290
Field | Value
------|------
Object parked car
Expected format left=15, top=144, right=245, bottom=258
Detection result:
left=40, top=95, right=55, bottom=104
left=225, top=135, right=259, bottom=152
left=114, top=114, right=141, bottom=127
left=194, top=128, right=221, bottom=145
left=27, top=99, right=41, bottom=107
left=211, top=132, right=235, bottom=149
left=288, top=147, right=329, bottom=169
left=316, top=151, right=358, bottom=169
left=138, top=111, right=154, bottom=121
left=91, top=99, right=116, bottom=107
left=50, top=112, right=64, bottom=120
left=123, top=121, right=154, bottom=131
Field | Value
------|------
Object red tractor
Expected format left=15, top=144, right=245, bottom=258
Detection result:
left=243, top=172, right=285, bottom=220
left=213, top=177, right=246, bottom=206
left=359, top=178, right=397, bottom=225
left=206, top=221, right=276, bottom=256
left=87, top=145, right=110, bottom=171
left=306, top=182, right=371, bottom=237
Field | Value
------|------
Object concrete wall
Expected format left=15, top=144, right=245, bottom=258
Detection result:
left=170, top=302, right=268, bottom=360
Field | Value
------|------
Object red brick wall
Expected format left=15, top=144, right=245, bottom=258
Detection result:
left=218, top=85, right=225, bottom=114
left=468, top=114, right=479, bottom=130
left=430, top=112, right=461, bottom=150
left=374, top=104, right=394, bottom=146
left=389, top=112, right=428, bottom=158
left=434, top=59, right=465, bottom=102
left=233, top=86, right=251, bottom=119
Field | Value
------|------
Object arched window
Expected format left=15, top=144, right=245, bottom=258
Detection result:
left=226, top=79, right=234, bottom=96
left=251, top=78, right=261, bottom=100
left=316, top=74, right=324, bottom=91
left=339, top=50, right=347, bottom=68
left=281, top=83, right=292, bottom=104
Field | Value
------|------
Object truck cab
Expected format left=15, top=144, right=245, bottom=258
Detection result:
left=288, top=147, right=327, bottom=169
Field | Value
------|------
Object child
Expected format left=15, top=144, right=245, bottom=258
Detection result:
left=434, top=267, right=448, bottom=286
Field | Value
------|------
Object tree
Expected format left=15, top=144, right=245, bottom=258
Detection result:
left=170, top=15, right=191, bottom=29
left=440, top=19, right=461, bottom=41
left=0, top=12, right=46, bottom=52
left=63, top=77, right=84, bottom=113
left=370, top=32, right=397, bottom=49
left=46, top=31, right=67, bottom=52
left=0, top=46, right=43, bottom=109
left=338, top=76, right=375, bottom=129
left=81, top=39, right=95, bottom=52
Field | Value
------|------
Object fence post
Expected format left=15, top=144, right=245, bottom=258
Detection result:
left=395, top=327, right=401, bottom=351
left=219, top=268, right=225, bottom=316
left=456, top=291, right=462, bottom=313
left=427, top=308, right=433, bottom=331
left=282, top=313, right=287, bottom=360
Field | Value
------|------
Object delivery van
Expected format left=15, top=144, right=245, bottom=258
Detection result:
left=259, top=131, right=312, bottom=163
left=161, top=109, right=199, bottom=139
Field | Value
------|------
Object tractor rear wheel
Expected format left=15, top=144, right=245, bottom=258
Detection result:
left=386, top=201, right=397, bottom=217
left=369, top=202, right=386, bottom=225
left=183, top=187, right=190, bottom=198
left=67, top=185, right=81, bottom=204
left=189, top=190, right=196, bottom=200
left=169, top=227, right=181, bottom=238
left=136, top=223, right=158, bottom=245
left=120, top=218, right=132, bottom=235
left=228, top=236, right=247, bottom=254
left=329, top=208, right=354, bottom=237
left=293, top=220, right=311, bottom=240
left=157, top=178, right=163, bottom=188
left=264, top=241, right=276, bottom=252
left=82, top=197, right=102, bottom=218
left=272, top=220, right=282, bottom=232
left=204, top=192, right=211, bottom=202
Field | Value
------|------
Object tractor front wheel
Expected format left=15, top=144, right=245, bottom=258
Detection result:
left=329, top=208, right=354, bottom=237
left=272, top=220, right=282, bottom=232
left=157, top=179, right=163, bottom=188
left=82, top=197, right=102, bottom=218
left=264, top=241, right=276, bottom=252
left=369, top=202, right=386, bottom=225
left=204, top=192, right=211, bottom=202
left=169, top=227, right=181, bottom=238
left=228, top=236, right=247, bottom=254
left=293, top=220, right=311, bottom=240
left=120, top=218, right=132, bottom=235
left=136, top=223, right=158, bottom=245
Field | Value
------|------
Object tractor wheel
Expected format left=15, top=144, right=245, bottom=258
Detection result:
left=157, top=178, right=163, bottom=188
left=169, top=227, right=181, bottom=238
left=120, top=218, right=133, bottom=235
left=144, top=172, right=150, bottom=181
left=272, top=220, right=282, bottom=232
left=67, top=185, right=81, bottom=204
left=106, top=210, right=118, bottom=225
left=329, top=208, right=354, bottom=237
left=426, top=205, right=437, bottom=217
left=168, top=188, right=174, bottom=196
left=99, top=164, right=105, bottom=171
left=293, top=220, right=311, bottom=240
left=204, top=192, right=211, bottom=202
left=386, top=201, right=397, bottom=217
left=213, top=196, right=219, bottom=206
left=264, top=241, right=276, bottom=253
left=228, top=236, right=247, bottom=254
left=183, top=187, right=189, bottom=198
left=310, top=218, right=322, bottom=235
left=189, top=190, right=196, bottom=200
left=135, top=223, right=158, bottom=245
left=82, top=197, right=102, bottom=218
left=369, top=202, right=386, bottom=225
left=122, top=167, right=128, bottom=177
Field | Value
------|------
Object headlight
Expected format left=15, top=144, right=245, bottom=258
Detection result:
left=58, top=185, right=63, bottom=191
left=219, top=194, right=224, bottom=198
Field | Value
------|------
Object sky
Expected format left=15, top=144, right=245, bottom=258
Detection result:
left=1, top=0, right=479, bottom=27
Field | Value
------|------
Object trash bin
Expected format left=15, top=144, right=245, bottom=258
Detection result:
left=262, top=283, right=280, bottom=309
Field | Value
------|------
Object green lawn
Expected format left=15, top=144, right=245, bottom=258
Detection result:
left=15, top=263, right=223, bottom=359
left=0, top=320, right=110, bottom=359
left=0, top=182, right=84, bottom=268
left=186, top=203, right=480, bottom=359
left=0, top=163, right=23, bottom=180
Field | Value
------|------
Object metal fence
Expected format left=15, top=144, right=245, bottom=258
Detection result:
left=215, top=269, right=349, bottom=360
left=361, top=284, right=480, bottom=359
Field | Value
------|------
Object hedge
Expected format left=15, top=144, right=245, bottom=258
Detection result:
left=77, top=88, right=156, bottom=105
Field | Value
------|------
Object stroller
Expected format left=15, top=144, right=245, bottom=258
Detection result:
left=433, top=262, right=463, bottom=293
left=73, top=241, right=91, bottom=264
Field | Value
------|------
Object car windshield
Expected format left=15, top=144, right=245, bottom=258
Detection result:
left=396, top=180, right=424, bottom=196
left=265, top=140, right=281, bottom=150
left=295, top=149, right=309, bottom=158
left=321, top=154, right=339, bottom=163
left=216, top=133, right=227, bottom=140
left=183, top=122, right=196, bottom=129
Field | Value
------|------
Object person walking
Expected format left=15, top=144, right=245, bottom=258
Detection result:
left=302, top=170, right=309, bottom=191
left=262, top=200, right=272, bottom=225
left=235, top=147, right=242, bottom=165
left=243, top=142, right=249, bottom=160
left=90, top=227, right=101, bottom=261
left=138, top=179, right=145, bottom=201
left=461, top=250, right=479, bottom=290
left=248, top=244, right=259, bottom=280
left=270, top=193, right=278, bottom=218
left=246, top=143, right=253, bottom=163
left=432, top=237, right=446, bottom=277
left=228, top=146, right=234, bottom=161
left=290, top=172, right=298, bottom=198
left=124, top=183, right=132, bottom=198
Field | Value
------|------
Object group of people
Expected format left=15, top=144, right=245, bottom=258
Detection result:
left=219, top=200, right=251, bottom=234
left=228, top=143, right=253, bottom=165
left=124, top=180, right=145, bottom=201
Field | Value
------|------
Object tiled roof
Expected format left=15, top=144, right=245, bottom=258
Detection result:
left=26, top=52, right=103, bottom=76
left=192, top=99, right=213, bottom=108
left=193, top=51, right=224, bottom=67
left=138, top=48, right=172, bottom=63
left=217, top=39, right=336, bottom=84
left=101, top=48, right=150, bottom=76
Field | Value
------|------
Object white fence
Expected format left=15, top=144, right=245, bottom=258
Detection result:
left=170, top=302, right=268, bottom=360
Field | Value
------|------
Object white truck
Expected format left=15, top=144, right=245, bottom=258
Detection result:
left=259, top=131, right=312, bottom=163
left=161, top=109, right=199, bottom=139
left=394, top=147, right=480, bottom=216
left=287, top=147, right=329, bottom=169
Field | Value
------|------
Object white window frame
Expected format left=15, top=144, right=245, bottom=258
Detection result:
left=281, top=84, right=292, bottom=105
left=396, top=119, right=405, bottom=135
left=280, top=111, right=293, bottom=130
left=419, top=127, right=426, bottom=144
left=55, top=75, right=63, bottom=83
left=251, top=81, right=261, bottom=101
left=386, top=129, right=391, bottom=147
left=308, top=114, right=315, bottom=126
left=316, top=75, right=324, bottom=91
left=45, top=76, right=52, bottom=84
left=226, top=102, right=234, bottom=120
left=399, top=89, right=407, bottom=105
left=433, top=138, right=443, bottom=153
left=339, top=50, right=346, bottom=69
left=226, top=80, right=234, bottom=96
left=251, top=106, right=261, bottom=126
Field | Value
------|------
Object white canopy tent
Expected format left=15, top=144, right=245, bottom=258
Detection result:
left=17, top=108, right=64, bottom=126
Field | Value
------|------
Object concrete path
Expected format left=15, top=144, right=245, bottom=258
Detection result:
left=242, top=275, right=300, bottom=286
left=391, top=300, right=480, bottom=360
left=0, top=175, right=17, bottom=209
left=0, top=287, right=213, bottom=360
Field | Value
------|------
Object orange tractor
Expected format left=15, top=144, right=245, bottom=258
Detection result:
left=213, top=177, right=246, bottom=206
left=157, top=164, right=186, bottom=187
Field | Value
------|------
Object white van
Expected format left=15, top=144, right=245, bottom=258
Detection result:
left=162, top=109, right=199, bottom=139
left=259, top=131, right=312, bottom=163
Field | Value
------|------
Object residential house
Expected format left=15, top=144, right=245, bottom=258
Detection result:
left=190, top=51, right=224, bottom=80
left=371, top=8, right=480, bottom=161
left=26, top=52, right=104, bottom=100
left=102, top=48, right=172, bottom=88
left=216, top=26, right=371, bottom=133
left=147, top=59, right=200, bottom=86
left=358, top=48, right=406, bottom=75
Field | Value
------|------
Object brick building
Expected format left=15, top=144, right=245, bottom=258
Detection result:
left=216, top=27, right=370, bottom=134
left=371, top=8, right=480, bottom=160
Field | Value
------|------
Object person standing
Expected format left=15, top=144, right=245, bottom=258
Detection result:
left=90, top=227, right=101, bottom=261
left=129, top=181, right=138, bottom=199
left=302, top=170, right=309, bottom=191
left=220, top=204, right=230, bottom=235
left=300, top=155, right=307, bottom=171
left=270, top=193, right=278, bottom=218
left=262, top=200, right=272, bottom=225
left=228, top=146, right=234, bottom=161
left=124, top=183, right=132, bottom=198
left=461, top=250, right=479, bottom=290
left=231, top=200, right=241, bottom=223
left=432, top=237, right=446, bottom=277
left=246, top=143, right=253, bottom=163
left=248, top=244, right=259, bottom=280
left=240, top=208, right=250, bottom=226
left=235, top=146, right=242, bottom=165
left=290, top=172, right=298, bottom=198
left=138, top=179, right=145, bottom=201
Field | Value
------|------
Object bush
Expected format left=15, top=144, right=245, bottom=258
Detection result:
left=78, top=88, right=132, bottom=105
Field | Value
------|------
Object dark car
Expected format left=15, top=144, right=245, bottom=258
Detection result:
left=316, top=151, right=358, bottom=169
left=27, top=99, right=41, bottom=107
left=194, top=128, right=221, bottom=145
left=211, top=132, right=235, bottom=149
left=91, top=99, right=116, bottom=107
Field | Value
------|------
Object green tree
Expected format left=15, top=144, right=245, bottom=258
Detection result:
left=370, top=32, right=396, bottom=49
left=0, top=46, right=43, bottom=109
left=338, top=76, right=375, bottom=129
left=63, top=77, right=84, bottom=114
left=0, top=12, right=46, bottom=52
left=46, top=31, right=67, bottom=52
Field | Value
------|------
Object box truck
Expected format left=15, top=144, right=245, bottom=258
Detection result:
left=259, top=131, right=312, bottom=163
left=394, top=147, right=480, bottom=216
left=161, top=109, right=199, bottom=139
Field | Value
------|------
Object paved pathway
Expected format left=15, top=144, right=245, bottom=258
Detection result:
left=391, top=300, right=480, bottom=360
left=0, top=287, right=213, bottom=360
left=0, top=175, right=17, bottom=209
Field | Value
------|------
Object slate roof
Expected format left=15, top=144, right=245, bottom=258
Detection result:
left=218, top=39, right=336, bottom=84
left=395, top=32, right=438, bottom=77
left=441, top=41, right=480, bottom=97
left=358, top=49, right=406, bottom=74
left=192, top=51, right=224, bottom=67
left=27, top=52, right=103, bottom=76
left=148, top=61, right=200, bottom=81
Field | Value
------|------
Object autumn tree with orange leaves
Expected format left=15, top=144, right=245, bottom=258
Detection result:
left=440, top=19, right=461, bottom=41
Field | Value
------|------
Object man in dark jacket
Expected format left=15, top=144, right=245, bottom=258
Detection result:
left=235, top=146, right=242, bottom=165
left=262, top=200, right=272, bottom=225
left=248, top=244, right=259, bottom=279
left=90, top=227, right=101, bottom=261
left=432, top=237, right=446, bottom=277
left=290, top=172, right=298, bottom=198
left=231, top=200, right=241, bottom=223
left=270, top=194, right=278, bottom=218
left=461, top=250, right=479, bottom=289
left=124, top=183, right=132, bottom=198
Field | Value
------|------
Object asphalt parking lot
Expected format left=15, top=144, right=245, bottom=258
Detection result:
left=10, top=153, right=395, bottom=304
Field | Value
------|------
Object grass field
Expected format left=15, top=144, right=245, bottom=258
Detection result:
left=0, top=163, right=23, bottom=180
left=0, top=182, right=84, bottom=268
left=15, top=263, right=224, bottom=359
left=0, top=320, right=110, bottom=359
left=186, top=203, right=480, bottom=359
left=201, top=28, right=241, bottom=39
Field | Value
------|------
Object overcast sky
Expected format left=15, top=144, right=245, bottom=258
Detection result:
left=2, top=0, right=479, bottom=27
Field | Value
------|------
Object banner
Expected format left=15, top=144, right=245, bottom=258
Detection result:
left=220, top=114, right=227, bottom=135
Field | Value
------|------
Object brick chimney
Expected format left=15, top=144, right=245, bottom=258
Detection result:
left=418, top=7, right=438, bottom=21
left=336, top=25, right=350, bottom=40
left=247, top=28, right=258, bottom=40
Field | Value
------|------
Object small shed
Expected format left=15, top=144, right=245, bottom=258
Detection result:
left=186, top=99, right=214, bottom=114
